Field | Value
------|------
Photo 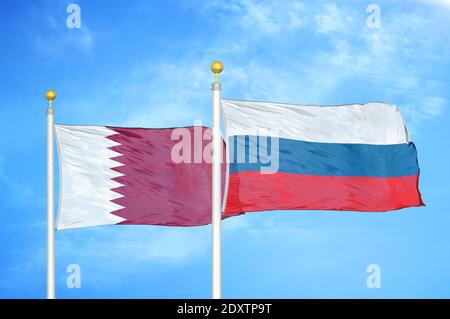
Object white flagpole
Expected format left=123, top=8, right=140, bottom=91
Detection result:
left=211, top=61, right=223, bottom=299
left=45, top=90, right=56, bottom=299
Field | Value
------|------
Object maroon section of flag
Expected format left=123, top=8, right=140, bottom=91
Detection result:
left=106, top=126, right=227, bottom=226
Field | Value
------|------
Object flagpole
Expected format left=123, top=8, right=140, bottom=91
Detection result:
left=45, top=90, right=56, bottom=299
left=211, top=61, right=223, bottom=299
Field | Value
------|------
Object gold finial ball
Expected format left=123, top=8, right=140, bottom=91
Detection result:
left=45, top=90, right=56, bottom=101
left=210, top=61, right=223, bottom=74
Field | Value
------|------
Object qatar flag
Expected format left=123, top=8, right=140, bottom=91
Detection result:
left=55, top=125, right=227, bottom=230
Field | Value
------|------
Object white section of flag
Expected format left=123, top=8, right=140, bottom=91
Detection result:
left=55, top=125, right=126, bottom=230
left=222, top=100, right=410, bottom=145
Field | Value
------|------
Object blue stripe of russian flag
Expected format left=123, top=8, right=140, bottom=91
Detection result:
left=228, top=136, right=419, bottom=177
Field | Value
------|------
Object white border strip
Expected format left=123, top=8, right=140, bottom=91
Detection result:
left=55, top=125, right=126, bottom=230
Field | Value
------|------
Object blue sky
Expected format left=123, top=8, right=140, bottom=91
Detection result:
left=0, top=0, right=450, bottom=298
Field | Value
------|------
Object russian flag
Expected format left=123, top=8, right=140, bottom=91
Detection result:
left=222, top=99, right=424, bottom=215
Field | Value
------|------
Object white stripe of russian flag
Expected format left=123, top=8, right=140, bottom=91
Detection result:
left=222, top=100, right=410, bottom=145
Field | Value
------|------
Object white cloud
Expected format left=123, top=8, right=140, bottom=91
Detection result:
left=117, top=58, right=213, bottom=128
left=55, top=215, right=308, bottom=266
left=33, top=25, right=94, bottom=57
left=310, top=4, right=449, bottom=128
left=240, top=0, right=305, bottom=33
left=57, top=226, right=211, bottom=265
left=402, top=96, right=447, bottom=130
left=30, top=4, right=95, bottom=57
left=419, top=0, right=450, bottom=8
left=423, top=97, right=447, bottom=117
left=205, top=0, right=306, bottom=34
left=315, top=3, right=351, bottom=34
